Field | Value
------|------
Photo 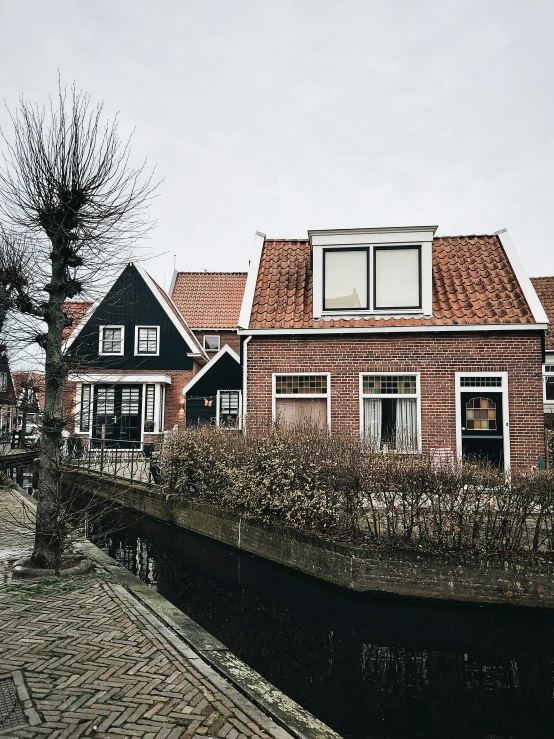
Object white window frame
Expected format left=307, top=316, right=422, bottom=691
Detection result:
left=134, top=325, right=160, bottom=357
left=359, top=372, right=422, bottom=453
left=216, top=389, right=243, bottom=430
left=271, top=372, right=331, bottom=430
left=74, top=383, right=94, bottom=437
left=99, top=325, right=125, bottom=356
left=454, top=372, right=510, bottom=469
left=310, top=227, right=435, bottom=319
left=203, top=335, right=221, bottom=352
left=543, top=364, right=554, bottom=406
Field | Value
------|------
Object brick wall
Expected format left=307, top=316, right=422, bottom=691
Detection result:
left=245, top=331, right=545, bottom=470
left=193, top=330, right=240, bottom=355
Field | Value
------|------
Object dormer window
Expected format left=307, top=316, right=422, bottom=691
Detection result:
left=324, top=249, right=369, bottom=310
left=310, top=226, right=435, bottom=319
left=374, top=246, right=421, bottom=310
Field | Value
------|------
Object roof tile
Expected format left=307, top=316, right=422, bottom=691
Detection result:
left=531, top=276, right=554, bottom=349
left=172, top=272, right=247, bottom=329
left=249, top=236, right=534, bottom=329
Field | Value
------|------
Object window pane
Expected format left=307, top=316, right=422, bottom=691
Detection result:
left=219, top=391, right=240, bottom=427
left=80, top=385, right=91, bottom=432
left=324, top=250, right=368, bottom=310
left=144, top=385, right=155, bottom=430
left=275, top=398, right=327, bottom=429
left=102, top=327, right=122, bottom=353
left=363, top=397, right=418, bottom=452
left=546, top=378, right=554, bottom=401
left=204, top=336, right=220, bottom=351
left=121, top=387, right=140, bottom=415
left=363, top=375, right=416, bottom=395
left=138, top=327, right=157, bottom=354
left=275, top=375, right=328, bottom=394
left=375, top=248, right=420, bottom=309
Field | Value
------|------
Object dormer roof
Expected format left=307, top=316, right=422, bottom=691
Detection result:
left=243, top=233, right=544, bottom=332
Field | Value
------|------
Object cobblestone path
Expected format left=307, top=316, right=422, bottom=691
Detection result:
left=0, top=487, right=293, bottom=739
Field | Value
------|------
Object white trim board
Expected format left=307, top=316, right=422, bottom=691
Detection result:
left=454, top=372, right=510, bottom=470
left=238, top=323, right=547, bottom=336
left=238, top=231, right=265, bottom=329
left=182, top=344, right=241, bottom=396
left=495, top=230, right=549, bottom=325
left=68, top=373, right=172, bottom=384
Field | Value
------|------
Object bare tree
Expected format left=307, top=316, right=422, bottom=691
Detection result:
left=0, top=85, right=157, bottom=569
left=0, top=226, right=34, bottom=340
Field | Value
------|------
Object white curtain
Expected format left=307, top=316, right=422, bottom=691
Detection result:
left=396, top=398, right=418, bottom=452
left=364, top=399, right=382, bottom=449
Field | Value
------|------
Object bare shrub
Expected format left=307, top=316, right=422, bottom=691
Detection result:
left=161, top=423, right=554, bottom=556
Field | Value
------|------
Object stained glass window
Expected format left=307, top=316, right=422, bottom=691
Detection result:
left=363, top=375, right=416, bottom=395
left=466, top=397, right=497, bottom=431
left=275, top=375, right=328, bottom=395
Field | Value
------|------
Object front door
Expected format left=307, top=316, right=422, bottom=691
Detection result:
left=461, top=391, right=504, bottom=469
left=92, top=385, right=142, bottom=448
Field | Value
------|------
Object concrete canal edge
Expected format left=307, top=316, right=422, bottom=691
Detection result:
left=64, top=469, right=554, bottom=609
left=12, top=487, right=342, bottom=739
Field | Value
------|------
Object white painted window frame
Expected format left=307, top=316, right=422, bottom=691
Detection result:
left=271, top=372, right=331, bottom=430
left=543, top=364, right=554, bottom=406
left=454, top=372, right=510, bottom=469
left=311, top=227, right=435, bottom=320
left=216, top=389, right=243, bottom=430
left=98, top=325, right=125, bottom=356
left=74, top=382, right=94, bottom=438
left=359, top=372, right=422, bottom=454
left=203, top=335, right=221, bottom=352
left=134, top=325, right=160, bottom=357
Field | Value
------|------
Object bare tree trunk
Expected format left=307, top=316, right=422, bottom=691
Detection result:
left=31, top=236, right=67, bottom=570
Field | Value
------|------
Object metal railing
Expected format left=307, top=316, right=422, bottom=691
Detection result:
left=67, top=441, right=162, bottom=486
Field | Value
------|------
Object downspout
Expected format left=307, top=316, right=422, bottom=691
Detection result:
left=242, top=336, right=251, bottom=432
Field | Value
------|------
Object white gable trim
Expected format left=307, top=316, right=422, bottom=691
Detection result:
left=134, top=263, right=205, bottom=357
left=495, top=229, right=549, bottom=325
left=68, top=373, right=172, bottom=384
left=168, top=269, right=178, bottom=299
left=182, top=344, right=240, bottom=396
left=238, top=231, right=265, bottom=329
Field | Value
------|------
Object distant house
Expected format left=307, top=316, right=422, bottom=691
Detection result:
left=12, top=370, right=44, bottom=429
left=63, top=264, right=245, bottom=447
left=0, top=353, right=17, bottom=432
left=238, top=227, right=548, bottom=470
left=170, top=272, right=245, bottom=428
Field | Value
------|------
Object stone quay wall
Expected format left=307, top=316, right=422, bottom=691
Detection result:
left=64, top=470, right=554, bottom=609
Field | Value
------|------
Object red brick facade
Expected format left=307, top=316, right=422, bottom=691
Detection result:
left=245, top=331, right=545, bottom=470
left=192, top=330, right=240, bottom=355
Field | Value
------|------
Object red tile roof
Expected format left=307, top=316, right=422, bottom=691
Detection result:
left=147, top=275, right=206, bottom=357
left=63, top=301, right=92, bottom=340
left=171, top=272, right=247, bottom=329
left=531, top=277, right=554, bottom=349
left=249, top=236, right=535, bottom=329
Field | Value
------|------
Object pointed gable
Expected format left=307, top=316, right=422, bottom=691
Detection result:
left=66, top=264, right=201, bottom=370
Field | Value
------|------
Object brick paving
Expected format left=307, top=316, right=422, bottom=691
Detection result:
left=0, top=487, right=294, bottom=739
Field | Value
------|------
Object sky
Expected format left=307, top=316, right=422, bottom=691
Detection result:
left=1, top=0, right=554, bottom=297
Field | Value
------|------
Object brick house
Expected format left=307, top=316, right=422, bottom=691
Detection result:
left=63, top=264, right=245, bottom=447
left=238, top=226, right=548, bottom=470
left=169, top=271, right=246, bottom=427
left=12, top=370, right=44, bottom=429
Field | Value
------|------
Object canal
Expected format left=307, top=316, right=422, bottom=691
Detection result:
left=85, top=504, right=554, bottom=739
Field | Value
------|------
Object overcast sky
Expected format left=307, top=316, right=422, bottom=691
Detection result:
left=2, top=0, right=554, bottom=295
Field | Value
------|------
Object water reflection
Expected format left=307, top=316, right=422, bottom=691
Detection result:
left=87, top=509, right=554, bottom=739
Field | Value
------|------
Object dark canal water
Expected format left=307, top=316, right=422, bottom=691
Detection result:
left=87, top=507, right=554, bottom=739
